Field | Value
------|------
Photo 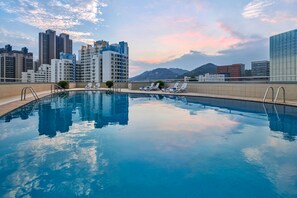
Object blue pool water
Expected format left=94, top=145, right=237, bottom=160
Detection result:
left=0, top=91, right=297, bottom=197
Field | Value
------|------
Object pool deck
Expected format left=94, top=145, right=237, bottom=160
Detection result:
left=1, top=88, right=297, bottom=117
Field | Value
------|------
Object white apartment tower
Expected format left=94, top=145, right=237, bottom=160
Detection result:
left=51, top=59, right=74, bottom=82
left=78, top=40, right=129, bottom=83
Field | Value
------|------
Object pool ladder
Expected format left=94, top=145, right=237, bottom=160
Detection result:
left=112, top=83, right=121, bottom=92
left=21, top=87, right=39, bottom=101
left=51, top=84, right=66, bottom=93
left=263, top=86, right=286, bottom=103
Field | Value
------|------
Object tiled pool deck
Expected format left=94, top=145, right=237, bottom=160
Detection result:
left=1, top=88, right=297, bottom=117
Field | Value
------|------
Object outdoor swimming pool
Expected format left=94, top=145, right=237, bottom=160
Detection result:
left=0, top=91, right=297, bottom=197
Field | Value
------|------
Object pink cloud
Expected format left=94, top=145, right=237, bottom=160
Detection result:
left=174, top=17, right=194, bottom=23
left=129, top=65, right=145, bottom=77
left=260, top=12, right=297, bottom=24
left=157, top=31, right=241, bottom=55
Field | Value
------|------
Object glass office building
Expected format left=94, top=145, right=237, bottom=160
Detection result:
left=270, top=29, right=297, bottom=81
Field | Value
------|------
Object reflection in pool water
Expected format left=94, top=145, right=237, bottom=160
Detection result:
left=0, top=91, right=297, bottom=197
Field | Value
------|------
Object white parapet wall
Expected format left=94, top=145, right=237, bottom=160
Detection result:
left=0, top=82, right=77, bottom=100
left=129, top=82, right=297, bottom=101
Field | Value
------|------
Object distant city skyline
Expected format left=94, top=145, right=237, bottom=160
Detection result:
left=0, top=0, right=296, bottom=76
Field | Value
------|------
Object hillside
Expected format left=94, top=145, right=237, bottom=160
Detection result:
left=130, top=68, right=188, bottom=81
left=180, top=63, right=217, bottom=78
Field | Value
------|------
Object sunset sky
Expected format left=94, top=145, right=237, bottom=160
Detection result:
left=0, top=0, right=296, bottom=76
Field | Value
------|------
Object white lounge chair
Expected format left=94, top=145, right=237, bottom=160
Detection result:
left=148, top=83, right=160, bottom=91
left=176, top=82, right=187, bottom=92
left=140, top=83, right=154, bottom=91
left=162, top=82, right=179, bottom=92
left=170, top=82, right=187, bottom=93
left=85, top=83, right=93, bottom=89
left=94, top=83, right=100, bottom=89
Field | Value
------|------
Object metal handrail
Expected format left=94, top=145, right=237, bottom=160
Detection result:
left=51, top=84, right=66, bottom=93
left=112, top=83, right=121, bottom=92
left=21, top=87, right=39, bottom=101
left=263, top=87, right=274, bottom=103
left=274, top=86, right=286, bottom=103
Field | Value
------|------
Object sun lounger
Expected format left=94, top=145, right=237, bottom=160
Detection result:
left=147, top=83, right=160, bottom=91
left=94, top=83, right=100, bottom=89
left=85, top=83, right=93, bottom=89
left=170, top=82, right=187, bottom=93
left=162, top=82, right=179, bottom=92
left=139, top=83, right=154, bottom=91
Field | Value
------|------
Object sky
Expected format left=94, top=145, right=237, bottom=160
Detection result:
left=0, top=0, right=296, bottom=77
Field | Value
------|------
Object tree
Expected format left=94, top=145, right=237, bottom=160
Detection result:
left=155, top=80, right=165, bottom=89
left=105, top=81, right=114, bottom=88
left=57, top=81, right=69, bottom=89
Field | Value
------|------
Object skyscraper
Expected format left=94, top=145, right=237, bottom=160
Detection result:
left=59, top=33, right=72, bottom=54
left=39, top=29, right=72, bottom=66
left=77, top=40, right=129, bottom=83
left=0, top=45, right=33, bottom=82
left=270, top=29, right=297, bottom=81
left=39, top=29, right=56, bottom=66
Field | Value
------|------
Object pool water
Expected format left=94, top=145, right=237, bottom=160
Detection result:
left=0, top=91, right=297, bottom=197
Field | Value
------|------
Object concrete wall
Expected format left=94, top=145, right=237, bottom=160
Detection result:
left=1, top=82, right=296, bottom=102
left=68, top=82, right=76, bottom=89
left=0, top=83, right=53, bottom=99
left=0, top=82, right=76, bottom=100
left=128, top=82, right=154, bottom=90
left=165, top=82, right=297, bottom=101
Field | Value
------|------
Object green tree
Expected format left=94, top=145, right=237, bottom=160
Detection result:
left=155, top=80, right=165, bottom=89
left=105, top=81, right=114, bottom=88
left=57, top=81, right=69, bottom=89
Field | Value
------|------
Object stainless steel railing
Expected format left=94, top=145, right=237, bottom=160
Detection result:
left=274, top=86, right=286, bottom=103
left=51, top=84, right=66, bottom=93
left=263, top=87, right=274, bottom=103
left=21, top=87, right=39, bottom=101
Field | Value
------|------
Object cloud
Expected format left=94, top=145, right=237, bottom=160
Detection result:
left=130, top=38, right=269, bottom=77
left=243, top=134, right=297, bottom=196
left=242, top=0, right=297, bottom=25
left=0, top=127, right=108, bottom=197
left=242, top=0, right=275, bottom=19
left=0, top=0, right=107, bottom=44
left=157, top=31, right=241, bottom=56
left=0, top=28, right=37, bottom=48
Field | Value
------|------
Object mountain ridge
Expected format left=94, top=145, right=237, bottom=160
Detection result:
left=130, top=63, right=218, bottom=81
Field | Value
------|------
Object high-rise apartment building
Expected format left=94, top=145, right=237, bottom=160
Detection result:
left=39, top=29, right=72, bottom=66
left=35, top=64, right=51, bottom=82
left=22, top=53, right=76, bottom=83
left=0, top=44, right=33, bottom=82
left=78, top=40, right=129, bottom=83
left=50, top=53, right=76, bottom=82
left=56, top=33, right=73, bottom=58
left=251, top=61, right=270, bottom=79
left=270, top=29, right=297, bottom=81
left=217, top=64, right=245, bottom=81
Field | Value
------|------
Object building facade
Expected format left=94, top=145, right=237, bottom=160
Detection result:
left=0, top=45, right=33, bottom=82
left=22, top=53, right=76, bottom=83
left=197, top=73, right=225, bottom=82
left=39, top=29, right=72, bottom=66
left=78, top=40, right=129, bottom=83
left=251, top=61, right=270, bottom=79
left=51, top=57, right=75, bottom=83
left=217, top=64, right=245, bottom=81
left=270, top=29, right=297, bottom=81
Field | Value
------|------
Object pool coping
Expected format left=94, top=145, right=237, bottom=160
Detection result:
left=1, top=88, right=297, bottom=117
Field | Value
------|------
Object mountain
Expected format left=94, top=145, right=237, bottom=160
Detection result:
left=168, top=68, right=188, bottom=76
left=130, top=68, right=189, bottom=81
left=179, top=63, right=217, bottom=78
